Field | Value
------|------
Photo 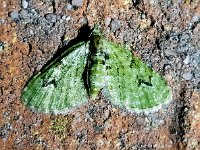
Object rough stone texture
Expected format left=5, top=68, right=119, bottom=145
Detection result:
left=45, top=13, right=58, bottom=23
left=9, top=11, right=19, bottom=20
left=0, top=0, right=200, bottom=149
left=0, top=41, right=5, bottom=52
left=71, top=0, right=84, bottom=7
left=19, top=9, right=29, bottom=19
left=110, top=19, right=121, bottom=32
left=21, top=0, right=28, bottom=9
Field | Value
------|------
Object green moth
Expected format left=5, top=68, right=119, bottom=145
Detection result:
left=21, top=27, right=172, bottom=114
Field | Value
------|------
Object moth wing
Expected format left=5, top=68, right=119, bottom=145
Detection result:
left=21, top=41, right=89, bottom=114
left=101, top=39, right=171, bottom=111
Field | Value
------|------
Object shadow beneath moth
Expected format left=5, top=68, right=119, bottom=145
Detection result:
left=21, top=25, right=172, bottom=114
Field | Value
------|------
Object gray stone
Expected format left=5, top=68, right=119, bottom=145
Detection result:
left=191, top=15, right=200, bottom=23
left=0, top=18, right=5, bottom=24
left=104, top=16, right=111, bottom=26
left=29, top=29, right=34, bottom=35
left=164, top=49, right=176, bottom=56
left=66, top=3, right=73, bottom=10
left=61, top=15, right=66, bottom=20
left=192, top=52, right=200, bottom=68
left=56, top=15, right=61, bottom=21
left=71, top=0, right=83, bottom=7
left=0, top=123, right=12, bottom=139
left=78, top=17, right=88, bottom=25
left=45, top=13, right=57, bottom=23
left=0, top=41, right=5, bottom=52
left=61, top=15, right=71, bottom=21
left=110, top=19, right=121, bottom=32
left=150, top=0, right=158, bottom=5
left=183, top=56, right=190, bottom=65
left=182, top=72, right=193, bottom=80
left=0, top=128, right=9, bottom=138
left=22, top=0, right=28, bottom=9
left=19, top=9, right=28, bottom=18
left=9, top=11, right=19, bottom=20
left=193, top=24, right=200, bottom=35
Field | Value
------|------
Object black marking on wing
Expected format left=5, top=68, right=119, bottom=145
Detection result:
left=138, top=78, right=152, bottom=86
left=42, top=79, right=58, bottom=88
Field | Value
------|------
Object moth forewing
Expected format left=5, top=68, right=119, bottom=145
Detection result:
left=21, top=41, right=90, bottom=114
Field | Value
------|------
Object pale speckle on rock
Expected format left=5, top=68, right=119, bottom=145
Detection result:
left=0, top=18, right=5, bottom=24
left=61, top=15, right=71, bottom=22
left=19, top=9, right=28, bottom=19
left=78, top=17, right=88, bottom=25
left=45, top=13, right=57, bottom=23
left=110, top=19, right=121, bottom=32
left=2, top=1, right=6, bottom=8
left=193, top=24, right=200, bottom=35
left=149, top=0, right=158, bottom=5
left=0, top=123, right=12, bottom=139
left=183, top=72, right=194, bottom=80
left=22, top=0, right=28, bottom=9
left=0, top=41, right=5, bottom=52
left=66, top=3, right=73, bottom=10
left=9, top=11, right=19, bottom=20
left=192, top=52, right=200, bottom=68
left=183, top=56, right=190, bottom=65
left=191, top=15, right=200, bottom=23
left=139, top=18, right=152, bottom=29
left=104, top=16, right=111, bottom=27
left=164, top=49, right=176, bottom=56
left=97, top=139, right=105, bottom=146
left=71, top=0, right=83, bottom=7
left=188, top=138, right=199, bottom=149
left=29, top=29, right=34, bottom=35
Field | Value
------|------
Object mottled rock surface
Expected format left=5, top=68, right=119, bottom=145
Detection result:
left=0, top=0, right=200, bottom=149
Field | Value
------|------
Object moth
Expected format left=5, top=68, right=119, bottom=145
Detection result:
left=21, top=27, right=172, bottom=114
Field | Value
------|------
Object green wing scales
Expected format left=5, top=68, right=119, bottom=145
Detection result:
left=21, top=27, right=171, bottom=114
left=89, top=30, right=171, bottom=111
left=21, top=41, right=89, bottom=114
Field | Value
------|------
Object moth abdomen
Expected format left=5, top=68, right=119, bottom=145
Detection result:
left=89, top=50, right=107, bottom=99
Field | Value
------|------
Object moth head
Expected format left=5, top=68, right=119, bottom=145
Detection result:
left=90, top=25, right=103, bottom=49
left=92, top=24, right=102, bottom=36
